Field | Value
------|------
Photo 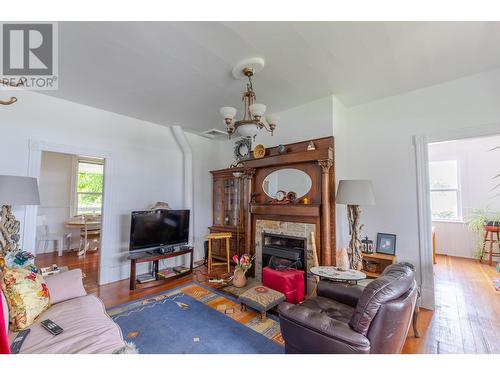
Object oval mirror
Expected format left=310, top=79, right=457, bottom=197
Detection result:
left=262, top=168, right=312, bottom=200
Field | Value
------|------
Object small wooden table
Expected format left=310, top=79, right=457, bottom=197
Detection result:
left=310, top=266, right=366, bottom=284
left=128, top=247, right=193, bottom=290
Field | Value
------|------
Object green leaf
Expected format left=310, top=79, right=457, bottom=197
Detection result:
left=77, top=172, right=103, bottom=193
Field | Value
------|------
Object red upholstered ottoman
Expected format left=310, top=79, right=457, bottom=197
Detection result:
left=262, top=267, right=305, bottom=304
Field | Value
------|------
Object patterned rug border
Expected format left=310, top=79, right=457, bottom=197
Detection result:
left=107, top=281, right=269, bottom=315
left=108, top=281, right=278, bottom=319
left=107, top=281, right=195, bottom=316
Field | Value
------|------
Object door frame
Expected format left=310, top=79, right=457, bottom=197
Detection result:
left=25, top=139, right=114, bottom=286
left=413, top=122, right=500, bottom=310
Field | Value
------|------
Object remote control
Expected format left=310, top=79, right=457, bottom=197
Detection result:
left=10, top=329, right=30, bottom=354
left=40, top=319, right=64, bottom=335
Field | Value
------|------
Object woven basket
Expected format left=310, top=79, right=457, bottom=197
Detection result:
left=363, top=260, right=379, bottom=273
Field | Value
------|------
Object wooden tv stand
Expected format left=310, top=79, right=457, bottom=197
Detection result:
left=128, top=247, right=194, bottom=290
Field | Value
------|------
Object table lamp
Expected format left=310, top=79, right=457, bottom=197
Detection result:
left=336, top=180, right=375, bottom=270
left=0, top=175, right=40, bottom=255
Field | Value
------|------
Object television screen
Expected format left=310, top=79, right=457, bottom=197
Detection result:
left=129, top=210, right=190, bottom=252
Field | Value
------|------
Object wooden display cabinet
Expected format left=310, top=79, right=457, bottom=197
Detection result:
left=209, top=167, right=247, bottom=261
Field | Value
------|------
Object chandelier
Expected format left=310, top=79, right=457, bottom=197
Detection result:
left=220, top=59, right=279, bottom=139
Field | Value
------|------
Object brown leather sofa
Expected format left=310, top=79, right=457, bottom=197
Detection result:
left=278, top=264, right=417, bottom=354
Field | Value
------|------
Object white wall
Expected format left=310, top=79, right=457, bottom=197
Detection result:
left=185, top=132, right=233, bottom=261
left=429, top=135, right=500, bottom=258
left=37, top=151, right=75, bottom=253
left=0, top=91, right=227, bottom=284
left=251, top=96, right=334, bottom=147
left=334, top=68, right=500, bottom=293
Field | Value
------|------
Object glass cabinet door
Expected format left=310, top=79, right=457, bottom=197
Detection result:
left=223, top=178, right=241, bottom=227
left=213, top=179, right=223, bottom=225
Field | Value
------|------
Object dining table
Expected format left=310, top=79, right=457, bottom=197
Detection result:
left=64, top=217, right=101, bottom=230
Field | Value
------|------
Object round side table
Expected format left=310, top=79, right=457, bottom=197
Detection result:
left=310, top=266, right=366, bottom=284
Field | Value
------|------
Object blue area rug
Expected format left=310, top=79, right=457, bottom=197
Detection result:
left=107, top=282, right=284, bottom=354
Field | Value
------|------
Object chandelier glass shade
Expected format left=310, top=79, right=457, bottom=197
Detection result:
left=220, top=68, right=278, bottom=138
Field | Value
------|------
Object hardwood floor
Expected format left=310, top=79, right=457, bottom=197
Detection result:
left=402, top=255, right=499, bottom=354
left=35, top=250, right=100, bottom=295
left=36, top=252, right=499, bottom=354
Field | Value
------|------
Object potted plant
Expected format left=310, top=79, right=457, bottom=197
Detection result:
left=232, top=253, right=254, bottom=288
left=466, top=208, right=500, bottom=258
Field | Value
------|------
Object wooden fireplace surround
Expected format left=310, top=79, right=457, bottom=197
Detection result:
left=240, top=136, right=335, bottom=266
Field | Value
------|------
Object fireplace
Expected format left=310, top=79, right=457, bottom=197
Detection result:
left=261, top=232, right=307, bottom=292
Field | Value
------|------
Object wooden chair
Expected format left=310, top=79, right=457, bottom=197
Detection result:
left=206, top=232, right=231, bottom=274
left=77, top=215, right=101, bottom=257
left=480, top=225, right=500, bottom=266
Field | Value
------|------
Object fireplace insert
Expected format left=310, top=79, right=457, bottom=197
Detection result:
left=261, top=232, right=307, bottom=291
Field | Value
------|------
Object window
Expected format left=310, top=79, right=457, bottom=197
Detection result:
left=429, top=160, right=461, bottom=221
left=75, top=158, right=104, bottom=215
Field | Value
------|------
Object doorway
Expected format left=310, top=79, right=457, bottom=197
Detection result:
left=413, top=125, right=500, bottom=310
left=34, top=151, right=105, bottom=292
left=415, top=133, right=500, bottom=353
left=428, top=135, right=500, bottom=264
left=24, top=140, right=112, bottom=289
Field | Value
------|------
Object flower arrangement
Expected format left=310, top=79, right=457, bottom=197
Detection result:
left=232, top=253, right=254, bottom=274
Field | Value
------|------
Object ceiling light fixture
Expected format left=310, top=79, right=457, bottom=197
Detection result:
left=220, top=58, right=279, bottom=139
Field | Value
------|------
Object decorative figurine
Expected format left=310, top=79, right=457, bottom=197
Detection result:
left=361, top=236, right=374, bottom=254
left=277, top=144, right=286, bottom=155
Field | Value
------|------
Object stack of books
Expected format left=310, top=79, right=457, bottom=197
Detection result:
left=157, top=268, right=176, bottom=279
left=173, top=266, right=190, bottom=274
left=136, top=273, right=156, bottom=283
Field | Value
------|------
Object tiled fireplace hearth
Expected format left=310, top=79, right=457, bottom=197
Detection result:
left=255, top=219, right=317, bottom=293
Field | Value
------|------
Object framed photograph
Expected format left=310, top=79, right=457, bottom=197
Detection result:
left=376, top=233, right=397, bottom=255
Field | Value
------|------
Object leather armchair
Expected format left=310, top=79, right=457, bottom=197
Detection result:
left=278, top=264, right=417, bottom=354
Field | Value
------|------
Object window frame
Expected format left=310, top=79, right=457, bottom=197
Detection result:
left=71, top=157, right=104, bottom=216
left=429, top=159, right=463, bottom=222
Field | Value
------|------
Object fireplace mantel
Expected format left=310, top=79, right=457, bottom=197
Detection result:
left=240, top=136, right=335, bottom=266
left=250, top=203, right=320, bottom=217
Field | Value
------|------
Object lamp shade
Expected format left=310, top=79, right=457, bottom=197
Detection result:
left=336, top=179, right=375, bottom=206
left=0, top=175, right=40, bottom=206
left=220, top=106, right=237, bottom=119
left=236, top=123, right=259, bottom=138
left=249, top=103, right=266, bottom=117
left=265, top=114, right=280, bottom=126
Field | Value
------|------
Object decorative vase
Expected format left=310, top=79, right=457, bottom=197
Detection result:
left=233, top=268, right=247, bottom=288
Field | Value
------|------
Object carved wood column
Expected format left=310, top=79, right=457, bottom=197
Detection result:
left=318, top=160, right=333, bottom=265
left=244, top=168, right=256, bottom=255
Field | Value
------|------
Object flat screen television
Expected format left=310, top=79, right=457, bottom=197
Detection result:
left=129, top=209, right=190, bottom=252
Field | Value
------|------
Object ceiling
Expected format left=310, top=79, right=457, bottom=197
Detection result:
left=43, top=21, right=500, bottom=133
